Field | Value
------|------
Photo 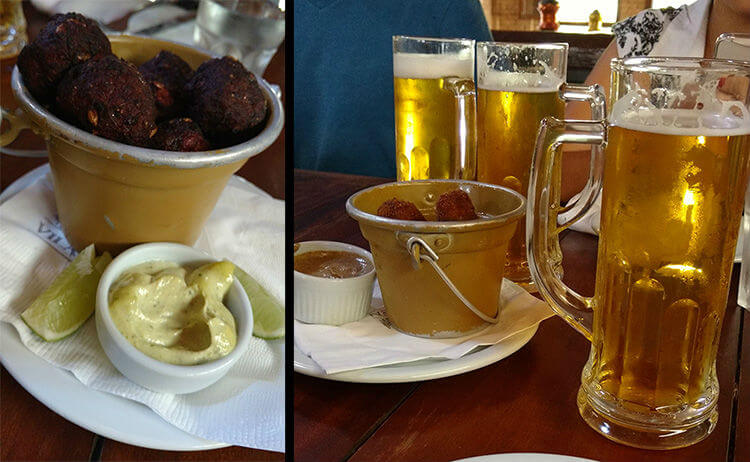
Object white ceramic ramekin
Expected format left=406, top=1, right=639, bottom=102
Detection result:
left=95, top=242, right=253, bottom=394
left=294, top=241, right=376, bottom=325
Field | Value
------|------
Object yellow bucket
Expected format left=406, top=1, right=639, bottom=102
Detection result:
left=1, top=35, right=284, bottom=254
left=346, top=180, right=525, bottom=338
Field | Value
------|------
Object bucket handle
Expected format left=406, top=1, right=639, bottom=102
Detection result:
left=0, top=106, right=26, bottom=147
left=404, top=235, right=500, bottom=324
left=1, top=106, right=46, bottom=157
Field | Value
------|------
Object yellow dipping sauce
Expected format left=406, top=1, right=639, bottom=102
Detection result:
left=108, top=260, right=237, bottom=365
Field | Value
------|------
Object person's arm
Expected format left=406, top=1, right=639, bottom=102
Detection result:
left=561, top=39, right=618, bottom=201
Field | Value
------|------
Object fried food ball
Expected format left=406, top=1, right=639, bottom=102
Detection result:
left=436, top=190, right=478, bottom=221
left=55, top=54, right=157, bottom=146
left=138, top=51, right=193, bottom=120
left=184, top=57, right=267, bottom=146
left=17, top=12, right=111, bottom=103
left=376, top=198, right=426, bottom=221
left=151, top=118, right=210, bottom=152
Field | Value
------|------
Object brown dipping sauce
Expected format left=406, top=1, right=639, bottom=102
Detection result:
left=294, top=250, right=373, bottom=279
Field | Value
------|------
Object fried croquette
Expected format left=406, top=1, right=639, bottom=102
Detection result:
left=376, top=198, right=426, bottom=221
left=151, top=118, right=210, bottom=152
left=138, top=50, right=193, bottom=120
left=436, top=189, right=478, bottom=221
left=185, top=57, right=267, bottom=146
left=17, top=12, right=111, bottom=102
left=55, top=54, right=157, bottom=146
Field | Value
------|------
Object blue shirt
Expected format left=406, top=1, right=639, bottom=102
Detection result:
left=293, top=0, right=492, bottom=178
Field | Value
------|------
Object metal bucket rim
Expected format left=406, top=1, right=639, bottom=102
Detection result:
left=10, top=34, right=284, bottom=169
left=345, top=179, right=526, bottom=233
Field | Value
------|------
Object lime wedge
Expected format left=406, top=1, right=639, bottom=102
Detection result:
left=233, top=265, right=285, bottom=339
left=21, top=245, right=111, bottom=342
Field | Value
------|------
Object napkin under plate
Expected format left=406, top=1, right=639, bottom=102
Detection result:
left=295, top=280, right=554, bottom=375
left=0, top=168, right=284, bottom=452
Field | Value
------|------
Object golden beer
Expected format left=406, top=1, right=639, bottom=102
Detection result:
left=477, top=85, right=564, bottom=282
left=0, top=0, right=26, bottom=58
left=393, top=52, right=473, bottom=181
left=590, top=118, right=750, bottom=415
left=528, top=57, right=750, bottom=449
left=1, top=0, right=27, bottom=149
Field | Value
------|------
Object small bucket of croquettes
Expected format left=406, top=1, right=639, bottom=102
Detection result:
left=2, top=14, right=283, bottom=253
left=346, top=180, right=525, bottom=338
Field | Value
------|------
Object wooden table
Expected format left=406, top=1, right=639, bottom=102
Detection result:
left=293, top=169, right=749, bottom=462
left=0, top=5, right=285, bottom=461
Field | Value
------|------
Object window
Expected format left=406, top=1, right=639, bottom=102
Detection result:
left=556, top=0, right=618, bottom=26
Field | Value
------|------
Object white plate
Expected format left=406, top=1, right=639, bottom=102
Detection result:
left=453, top=454, right=598, bottom=462
left=0, top=164, right=230, bottom=450
left=0, top=163, right=271, bottom=203
left=0, top=163, right=49, bottom=203
left=0, top=323, right=226, bottom=450
left=293, top=323, right=538, bottom=383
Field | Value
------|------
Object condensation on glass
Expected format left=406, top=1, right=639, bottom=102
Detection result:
left=528, top=57, right=750, bottom=450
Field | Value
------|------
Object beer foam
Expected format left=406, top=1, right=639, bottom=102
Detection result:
left=478, top=71, right=563, bottom=93
left=610, top=82, right=750, bottom=136
left=393, top=52, right=473, bottom=79
left=610, top=107, right=750, bottom=136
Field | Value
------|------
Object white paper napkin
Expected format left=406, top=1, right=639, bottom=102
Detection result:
left=557, top=191, right=601, bottom=236
left=30, top=0, right=148, bottom=24
left=0, top=169, right=285, bottom=452
left=295, top=280, right=554, bottom=375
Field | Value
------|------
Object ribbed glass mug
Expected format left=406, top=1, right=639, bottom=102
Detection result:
left=393, top=36, right=477, bottom=181
left=528, top=58, right=750, bottom=449
left=714, top=33, right=750, bottom=308
left=476, top=42, right=604, bottom=290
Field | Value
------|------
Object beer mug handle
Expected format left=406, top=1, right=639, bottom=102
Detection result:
left=557, top=83, right=606, bottom=223
left=527, top=118, right=607, bottom=340
left=444, top=77, right=477, bottom=180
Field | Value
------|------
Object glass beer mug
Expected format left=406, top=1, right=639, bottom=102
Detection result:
left=477, top=42, right=566, bottom=288
left=714, top=33, right=750, bottom=308
left=393, top=36, right=476, bottom=181
left=715, top=32, right=750, bottom=61
left=528, top=58, right=750, bottom=449
left=477, top=42, right=604, bottom=289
